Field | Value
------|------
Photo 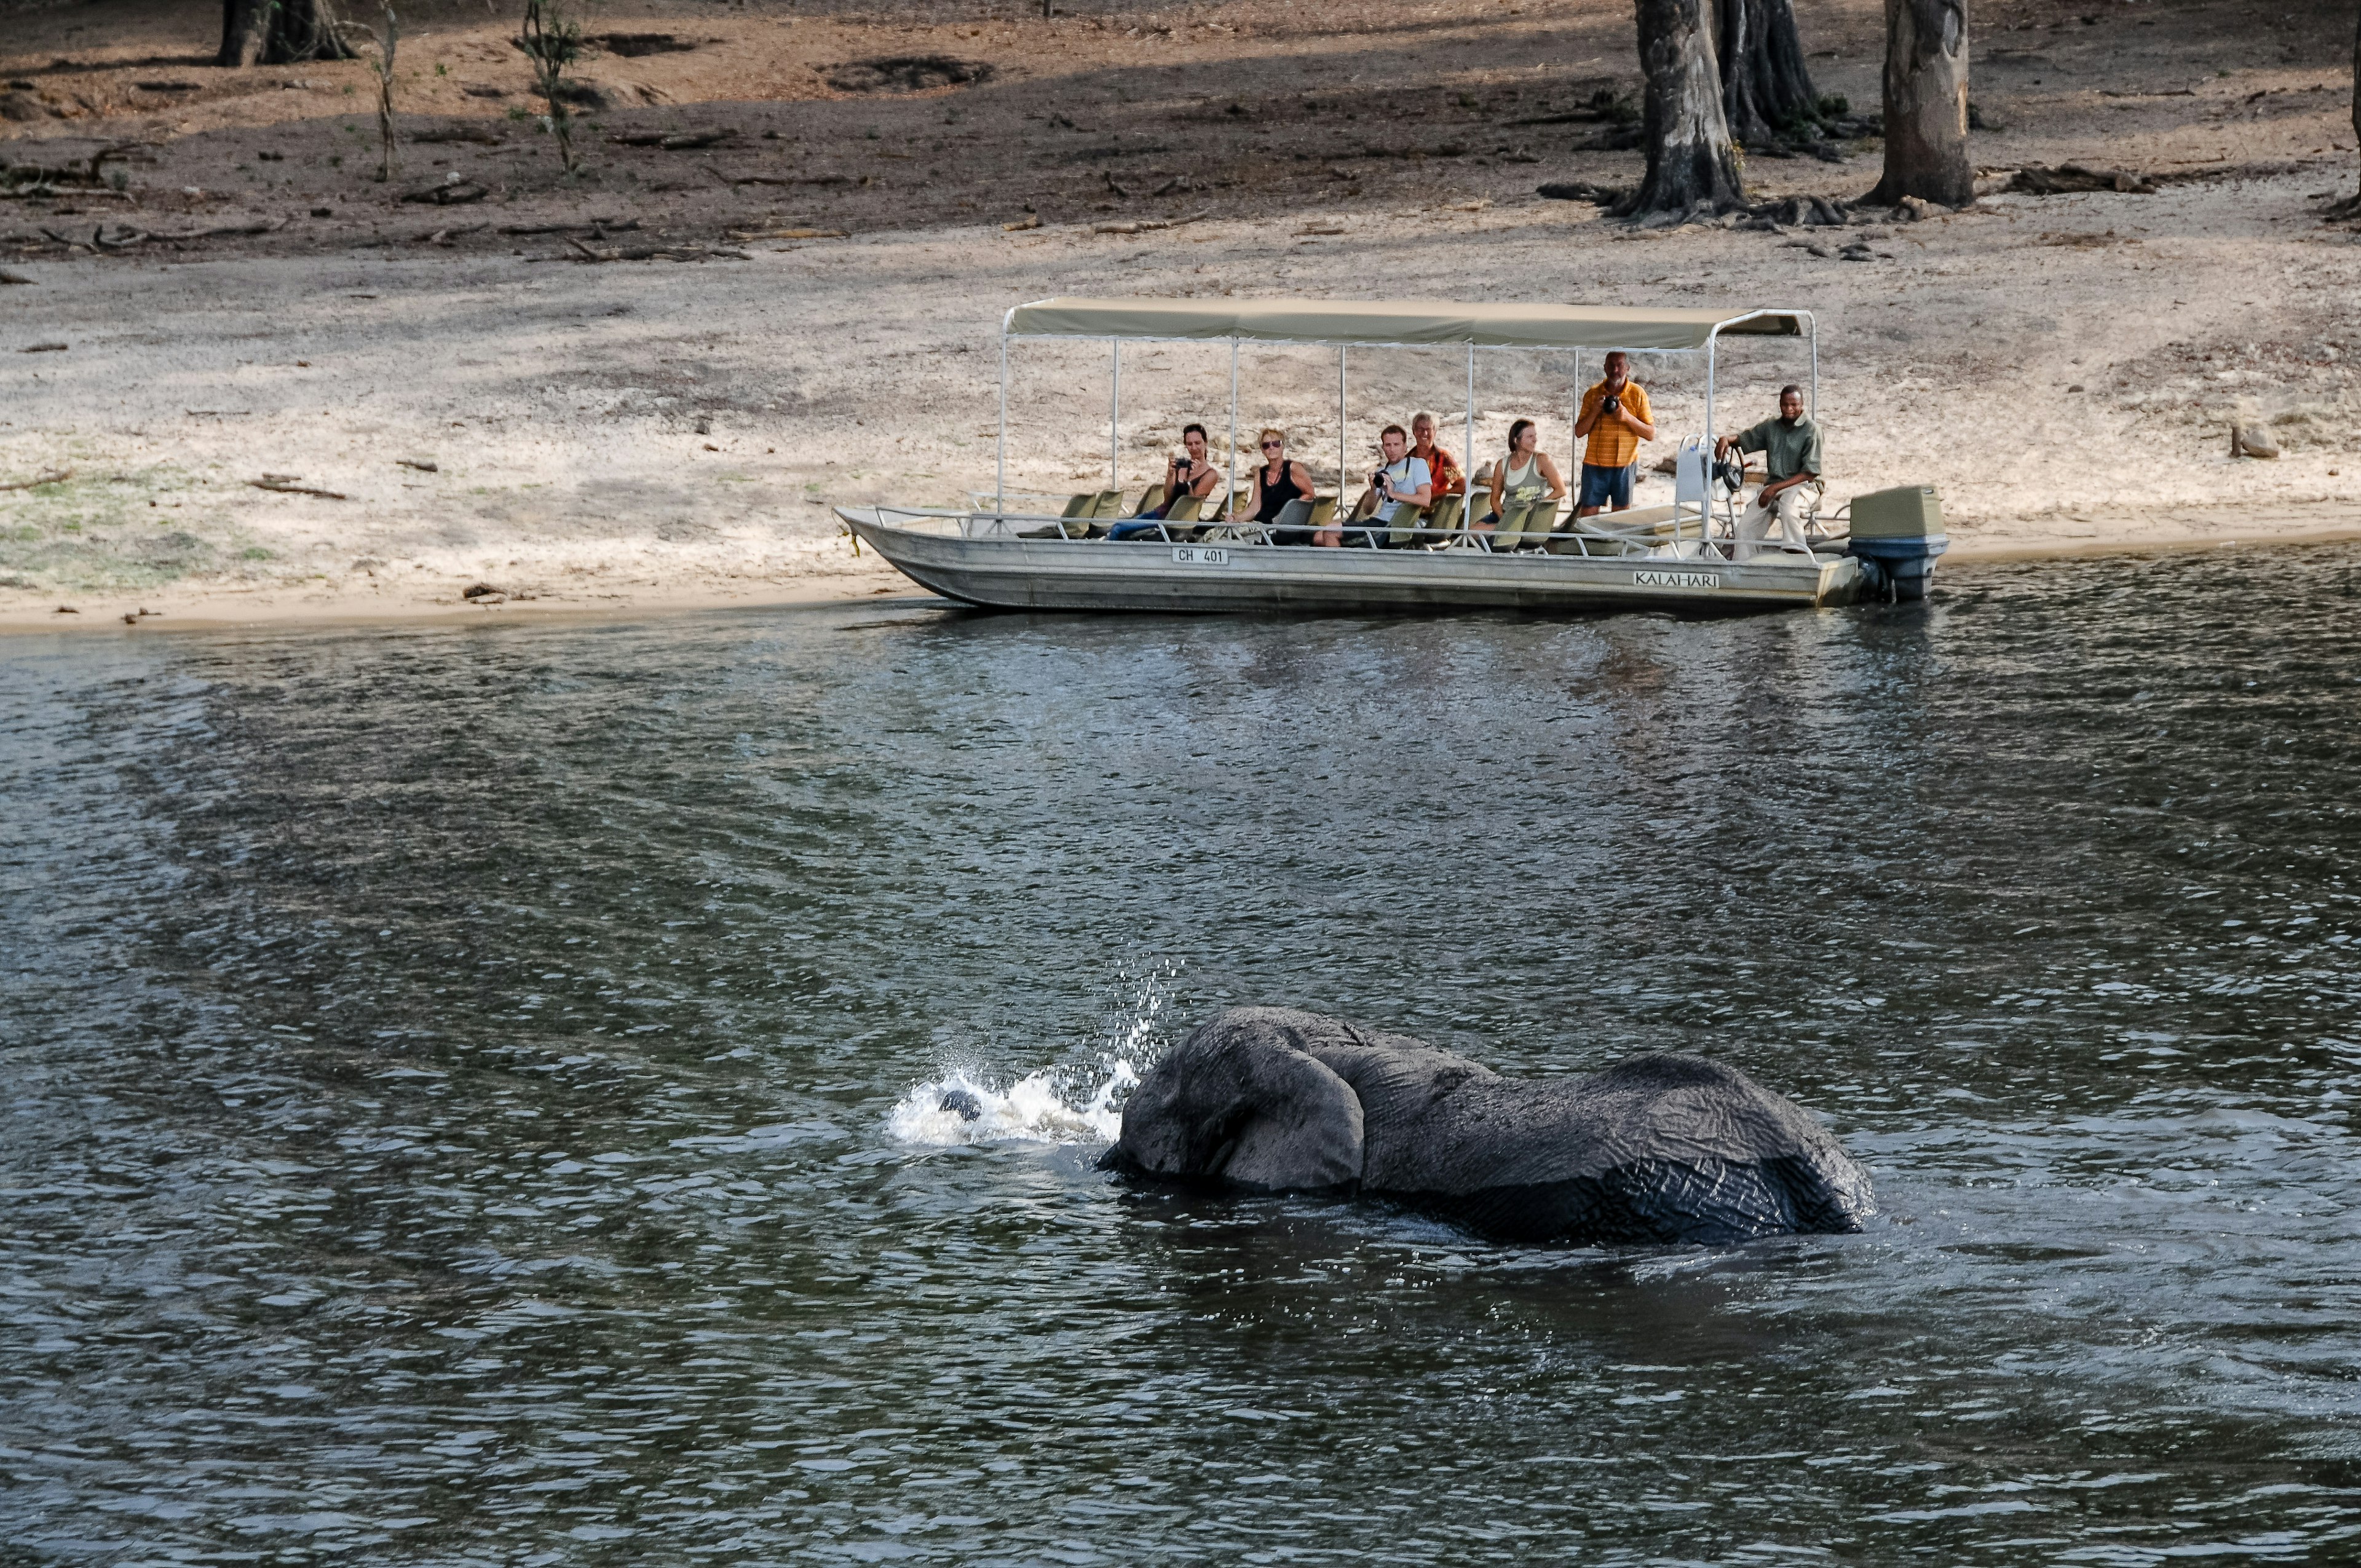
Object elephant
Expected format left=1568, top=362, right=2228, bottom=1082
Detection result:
left=1099, top=1007, right=1872, bottom=1245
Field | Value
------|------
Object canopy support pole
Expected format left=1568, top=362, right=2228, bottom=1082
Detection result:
left=996, top=330, right=1008, bottom=513
left=1704, top=332, right=1720, bottom=552
left=1228, top=336, right=1240, bottom=521
left=1337, top=346, right=1347, bottom=502
left=1110, top=338, right=1121, bottom=489
left=1464, top=345, right=1474, bottom=523
left=1808, top=314, right=1819, bottom=420
left=1572, top=348, right=1582, bottom=481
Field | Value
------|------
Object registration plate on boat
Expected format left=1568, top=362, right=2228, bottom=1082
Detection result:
left=1172, top=547, right=1230, bottom=566
left=1632, top=569, right=1721, bottom=590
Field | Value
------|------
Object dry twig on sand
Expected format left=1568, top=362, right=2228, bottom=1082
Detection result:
left=609, top=129, right=734, bottom=149
left=724, top=226, right=847, bottom=241
left=0, top=469, right=71, bottom=491
left=567, top=237, right=750, bottom=263
left=1092, top=210, right=1209, bottom=236
left=248, top=476, right=350, bottom=499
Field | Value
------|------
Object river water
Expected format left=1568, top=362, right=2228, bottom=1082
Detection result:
left=6, top=545, right=2360, bottom=1565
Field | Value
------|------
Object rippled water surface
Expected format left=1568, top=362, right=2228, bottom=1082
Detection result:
left=7, top=547, right=2361, bottom=1566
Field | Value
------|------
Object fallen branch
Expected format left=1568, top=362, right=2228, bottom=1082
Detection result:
left=2009, top=164, right=2158, bottom=196
left=724, top=226, right=847, bottom=241
left=0, top=269, right=33, bottom=284
left=1091, top=208, right=1210, bottom=236
left=1002, top=213, right=1040, bottom=232
left=415, top=222, right=489, bottom=244
left=567, top=237, right=749, bottom=263
left=20, top=341, right=67, bottom=353
left=497, top=217, right=639, bottom=234
left=141, top=218, right=290, bottom=240
left=400, top=179, right=489, bottom=205
left=410, top=125, right=504, bottom=145
left=395, top=458, right=438, bottom=472
left=609, top=128, right=733, bottom=148
left=248, top=478, right=349, bottom=499
left=709, top=172, right=850, bottom=188
left=4, top=184, right=136, bottom=202
left=1535, top=180, right=1628, bottom=205
left=0, top=468, right=70, bottom=491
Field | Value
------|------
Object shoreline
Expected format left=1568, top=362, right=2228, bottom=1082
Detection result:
left=7, top=505, right=2357, bottom=637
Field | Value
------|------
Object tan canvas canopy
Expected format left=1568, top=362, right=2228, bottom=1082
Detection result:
left=987, top=295, right=1819, bottom=511
left=1003, top=297, right=1806, bottom=352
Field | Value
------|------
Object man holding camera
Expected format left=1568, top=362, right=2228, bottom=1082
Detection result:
left=1716, top=384, right=1822, bottom=560
left=1573, top=350, right=1656, bottom=519
left=1318, top=423, right=1431, bottom=548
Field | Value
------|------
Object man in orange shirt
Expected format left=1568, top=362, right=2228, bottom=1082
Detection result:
left=1572, top=350, right=1656, bottom=519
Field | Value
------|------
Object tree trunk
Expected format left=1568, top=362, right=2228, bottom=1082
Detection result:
left=1717, top=0, right=1822, bottom=147
left=1623, top=0, right=1746, bottom=215
left=218, top=0, right=356, bottom=68
left=2338, top=7, right=2361, bottom=216
left=1866, top=0, right=1971, bottom=207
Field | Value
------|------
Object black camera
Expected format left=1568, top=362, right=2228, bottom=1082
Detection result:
left=1600, top=395, right=1621, bottom=417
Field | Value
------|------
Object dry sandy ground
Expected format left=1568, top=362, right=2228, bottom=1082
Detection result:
left=4, top=0, right=2359, bottom=631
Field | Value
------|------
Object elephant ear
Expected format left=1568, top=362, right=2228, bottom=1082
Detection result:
left=1105, top=1016, right=1366, bottom=1193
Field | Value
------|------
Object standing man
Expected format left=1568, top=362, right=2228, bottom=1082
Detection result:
left=1716, top=384, right=1823, bottom=559
left=1573, top=350, right=1656, bottom=519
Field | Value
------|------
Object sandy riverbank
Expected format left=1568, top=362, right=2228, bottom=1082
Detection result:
left=6, top=0, right=2359, bottom=632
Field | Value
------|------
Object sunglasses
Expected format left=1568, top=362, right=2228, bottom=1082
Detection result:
left=1260, top=440, right=1284, bottom=449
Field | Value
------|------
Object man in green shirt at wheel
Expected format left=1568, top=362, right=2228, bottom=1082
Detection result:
left=1716, top=384, right=1824, bottom=560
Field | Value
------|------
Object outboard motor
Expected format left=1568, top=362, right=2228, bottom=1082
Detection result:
left=1845, top=485, right=1950, bottom=601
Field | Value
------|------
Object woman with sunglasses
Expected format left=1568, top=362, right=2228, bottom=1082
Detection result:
left=1246, top=427, right=1319, bottom=545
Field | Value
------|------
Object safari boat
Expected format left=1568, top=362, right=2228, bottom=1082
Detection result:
left=836, top=298, right=1947, bottom=616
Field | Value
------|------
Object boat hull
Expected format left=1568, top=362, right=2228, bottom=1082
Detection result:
left=839, top=509, right=1864, bottom=616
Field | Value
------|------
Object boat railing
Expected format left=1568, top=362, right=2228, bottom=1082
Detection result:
left=866, top=502, right=1829, bottom=563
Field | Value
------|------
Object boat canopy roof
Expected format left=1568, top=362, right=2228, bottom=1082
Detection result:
left=1002, top=298, right=1808, bottom=352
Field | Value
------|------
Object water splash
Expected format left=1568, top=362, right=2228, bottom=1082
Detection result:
left=885, top=1059, right=1139, bottom=1147
left=887, top=960, right=1183, bottom=1148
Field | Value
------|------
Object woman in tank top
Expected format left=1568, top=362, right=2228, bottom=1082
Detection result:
left=1477, top=418, right=1568, bottom=537
left=1248, top=428, right=1319, bottom=544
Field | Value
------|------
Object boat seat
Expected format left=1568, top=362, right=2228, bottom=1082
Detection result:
left=1163, top=493, right=1205, bottom=525
left=1383, top=499, right=1428, bottom=550
left=1123, top=484, right=1165, bottom=519
left=1060, top=493, right=1097, bottom=520
left=1489, top=496, right=1541, bottom=551
left=1266, top=497, right=1315, bottom=545
left=1420, top=492, right=1467, bottom=548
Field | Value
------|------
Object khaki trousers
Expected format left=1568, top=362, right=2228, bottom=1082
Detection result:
left=1736, top=486, right=1811, bottom=560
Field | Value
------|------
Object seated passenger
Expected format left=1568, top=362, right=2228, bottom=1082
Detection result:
left=1319, top=423, right=1431, bottom=548
left=1246, top=428, right=1319, bottom=544
left=1109, top=422, right=1222, bottom=540
left=1408, top=412, right=1465, bottom=498
left=1715, top=384, right=1822, bottom=559
left=1474, top=419, right=1568, bottom=536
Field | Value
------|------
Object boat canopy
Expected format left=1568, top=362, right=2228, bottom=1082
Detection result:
left=1003, top=298, right=1808, bottom=353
